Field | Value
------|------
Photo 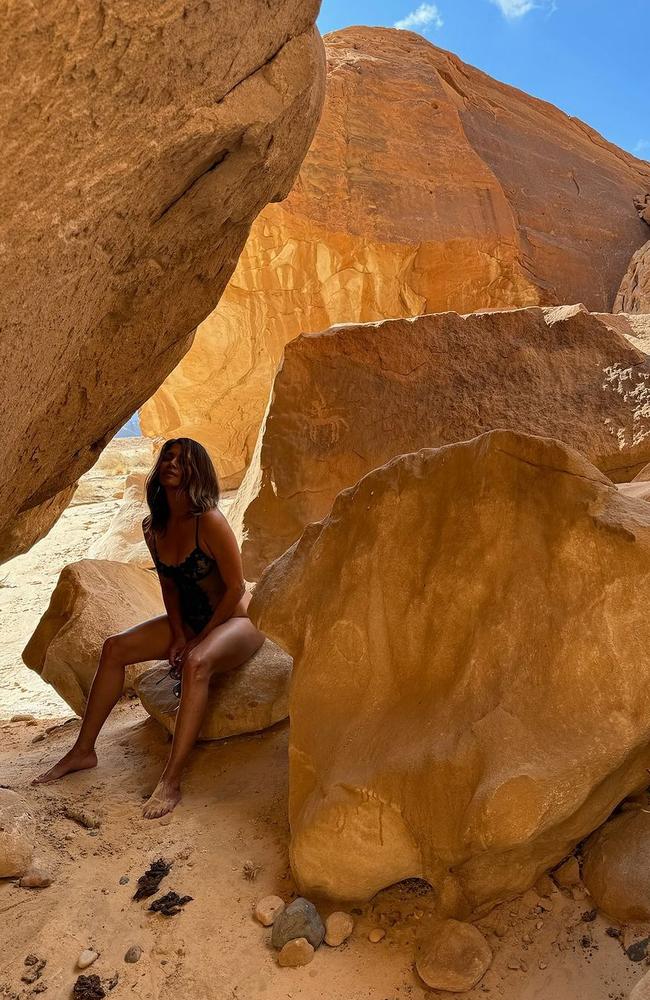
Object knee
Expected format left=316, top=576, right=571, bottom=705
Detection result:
left=101, top=634, right=127, bottom=665
left=183, top=650, right=211, bottom=685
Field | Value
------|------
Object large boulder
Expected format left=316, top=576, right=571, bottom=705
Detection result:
left=23, top=560, right=163, bottom=715
left=135, top=640, right=292, bottom=740
left=234, top=305, right=650, bottom=580
left=615, top=241, right=650, bottom=314
left=582, top=809, right=650, bottom=922
left=0, top=1, right=325, bottom=562
left=0, top=790, right=35, bottom=879
left=140, top=25, right=650, bottom=488
left=249, top=430, right=650, bottom=910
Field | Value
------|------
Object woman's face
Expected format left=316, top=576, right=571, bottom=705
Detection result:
left=158, top=443, right=184, bottom=488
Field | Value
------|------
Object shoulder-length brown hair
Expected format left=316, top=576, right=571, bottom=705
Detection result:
left=144, top=437, right=220, bottom=534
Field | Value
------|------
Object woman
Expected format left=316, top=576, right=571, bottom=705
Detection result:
left=34, top=438, right=265, bottom=818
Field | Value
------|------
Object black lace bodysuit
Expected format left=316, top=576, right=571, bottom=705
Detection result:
left=151, top=515, right=226, bottom=635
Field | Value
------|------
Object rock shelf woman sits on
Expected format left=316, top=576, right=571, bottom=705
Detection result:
left=34, top=438, right=265, bottom=818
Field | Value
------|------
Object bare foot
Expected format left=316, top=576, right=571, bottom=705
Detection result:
left=32, top=746, right=97, bottom=785
left=142, top=779, right=181, bottom=819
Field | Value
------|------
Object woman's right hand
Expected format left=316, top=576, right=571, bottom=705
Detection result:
left=168, top=634, right=186, bottom=670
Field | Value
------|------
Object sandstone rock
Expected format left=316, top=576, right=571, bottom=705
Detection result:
left=124, top=946, right=142, bottom=964
left=141, top=26, right=650, bottom=489
left=277, top=937, right=314, bottom=968
left=582, top=810, right=650, bottom=921
left=368, top=928, right=386, bottom=943
left=72, top=438, right=155, bottom=507
left=88, top=474, right=153, bottom=568
left=0, top=486, right=77, bottom=564
left=254, top=895, right=286, bottom=927
left=615, top=242, right=650, bottom=314
left=249, top=430, right=650, bottom=908
left=23, top=560, right=164, bottom=715
left=324, top=911, right=354, bottom=946
left=272, top=898, right=325, bottom=950
left=234, top=305, right=650, bottom=580
left=19, top=866, right=53, bottom=889
left=0, top=790, right=35, bottom=878
left=134, top=640, right=291, bottom=740
left=552, top=857, right=582, bottom=889
left=0, top=1, right=326, bottom=562
left=631, top=969, right=650, bottom=1000
left=416, top=920, right=492, bottom=992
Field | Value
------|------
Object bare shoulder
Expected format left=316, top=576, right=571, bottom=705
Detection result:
left=199, top=507, right=231, bottom=536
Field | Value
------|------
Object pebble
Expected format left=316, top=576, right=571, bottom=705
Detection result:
left=77, top=949, right=99, bottom=970
left=124, top=945, right=142, bottom=964
left=271, top=898, right=325, bottom=950
left=535, top=920, right=544, bottom=930
left=278, top=937, right=314, bottom=968
left=325, top=911, right=354, bottom=947
left=119, top=876, right=129, bottom=885
left=254, top=894, right=285, bottom=927
left=368, top=928, right=386, bottom=943
left=19, top=866, right=53, bottom=889
left=10, top=713, right=35, bottom=723
left=539, top=960, right=548, bottom=970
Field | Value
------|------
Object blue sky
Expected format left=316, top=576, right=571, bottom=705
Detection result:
left=317, top=0, right=648, bottom=159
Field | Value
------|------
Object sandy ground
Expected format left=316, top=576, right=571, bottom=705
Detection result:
left=1, top=442, right=649, bottom=999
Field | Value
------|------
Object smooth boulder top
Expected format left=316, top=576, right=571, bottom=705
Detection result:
left=583, top=809, right=650, bottom=923
left=250, top=429, right=650, bottom=910
left=0, top=789, right=35, bottom=879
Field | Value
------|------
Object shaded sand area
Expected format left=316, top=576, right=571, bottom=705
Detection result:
left=0, top=706, right=645, bottom=1000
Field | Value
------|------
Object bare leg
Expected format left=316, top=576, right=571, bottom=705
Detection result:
left=33, top=616, right=173, bottom=784
left=142, top=617, right=265, bottom=818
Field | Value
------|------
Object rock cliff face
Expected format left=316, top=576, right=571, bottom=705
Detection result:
left=233, top=306, right=650, bottom=581
left=249, top=430, right=650, bottom=910
left=615, top=242, right=650, bottom=313
left=141, top=25, right=650, bottom=487
left=0, top=0, right=325, bottom=561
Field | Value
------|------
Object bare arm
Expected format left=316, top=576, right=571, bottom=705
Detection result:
left=191, top=510, right=246, bottom=641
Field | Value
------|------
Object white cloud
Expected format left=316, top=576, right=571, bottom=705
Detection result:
left=489, top=0, right=537, bottom=18
left=394, top=3, right=444, bottom=31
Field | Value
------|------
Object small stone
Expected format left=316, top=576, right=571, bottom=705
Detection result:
left=627, top=938, right=650, bottom=963
left=11, top=713, right=35, bottom=722
left=415, top=920, right=492, bottom=993
left=522, top=933, right=532, bottom=944
left=77, top=949, right=99, bottom=970
left=65, top=832, right=75, bottom=841
left=369, top=928, right=386, bottom=943
left=552, top=856, right=581, bottom=888
left=606, top=926, right=621, bottom=939
left=278, top=937, right=314, bottom=968
left=124, top=945, right=142, bottom=964
left=119, top=876, right=129, bottom=885
left=582, top=908, right=597, bottom=922
left=520, top=960, right=528, bottom=972
left=325, top=911, right=354, bottom=947
left=271, top=897, right=325, bottom=949
left=508, top=960, right=521, bottom=971
left=535, top=921, right=544, bottom=930
left=534, top=874, right=556, bottom=898
left=539, top=960, right=548, bottom=970
left=254, top=894, right=285, bottom=927
left=19, top=866, right=52, bottom=888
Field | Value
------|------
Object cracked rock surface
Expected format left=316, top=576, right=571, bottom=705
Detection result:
left=233, top=305, right=650, bottom=580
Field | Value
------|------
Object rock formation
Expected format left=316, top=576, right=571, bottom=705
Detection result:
left=0, top=1, right=325, bottom=562
left=135, top=640, right=292, bottom=740
left=23, top=560, right=163, bottom=715
left=88, top=474, right=153, bottom=568
left=141, top=25, right=650, bottom=488
left=233, top=306, right=650, bottom=580
left=0, top=790, right=35, bottom=879
left=615, top=242, right=650, bottom=314
left=249, top=430, right=650, bottom=909
left=582, top=808, right=650, bottom=922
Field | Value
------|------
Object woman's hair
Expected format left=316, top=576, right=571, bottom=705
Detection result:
left=144, top=437, right=220, bottom=534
